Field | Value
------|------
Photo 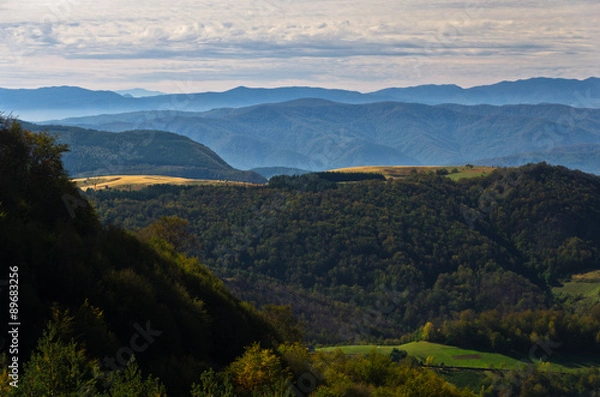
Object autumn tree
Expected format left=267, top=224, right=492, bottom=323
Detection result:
left=226, top=342, right=291, bottom=396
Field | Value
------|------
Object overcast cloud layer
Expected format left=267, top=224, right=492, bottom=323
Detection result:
left=0, top=0, right=598, bottom=92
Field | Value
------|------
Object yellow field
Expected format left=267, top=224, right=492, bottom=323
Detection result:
left=572, top=270, right=600, bottom=283
left=330, top=165, right=496, bottom=180
left=73, top=175, right=254, bottom=190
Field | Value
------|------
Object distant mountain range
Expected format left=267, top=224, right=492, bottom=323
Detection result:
left=43, top=100, right=600, bottom=173
left=1, top=77, right=598, bottom=121
left=22, top=122, right=266, bottom=183
left=115, top=88, right=166, bottom=98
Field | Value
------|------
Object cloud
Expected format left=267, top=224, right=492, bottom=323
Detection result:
left=1, top=0, right=598, bottom=90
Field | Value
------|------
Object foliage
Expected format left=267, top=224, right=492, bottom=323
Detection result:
left=315, top=171, right=387, bottom=182
left=311, top=349, right=476, bottom=396
left=390, top=348, right=408, bottom=362
left=486, top=365, right=600, bottom=397
left=415, top=308, right=600, bottom=355
left=190, top=369, right=235, bottom=397
left=18, top=321, right=98, bottom=396
left=0, top=118, right=281, bottom=395
left=89, top=163, right=600, bottom=347
left=226, top=342, right=291, bottom=396
left=101, top=357, right=167, bottom=397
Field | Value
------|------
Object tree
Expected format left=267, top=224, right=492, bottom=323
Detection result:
left=138, top=216, right=198, bottom=253
left=101, top=357, right=167, bottom=397
left=226, top=343, right=291, bottom=395
left=389, top=348, right=408, bottom=362
left=262, top=304, right=304, bottom=343
left=190, top=369, right=235, bottom=397
left=19, top=322, right=99, bottom=395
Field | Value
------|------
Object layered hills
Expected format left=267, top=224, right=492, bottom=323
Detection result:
left=46, top=100, right=600, bottom=173
left=2, top=77, right=598, bottom=121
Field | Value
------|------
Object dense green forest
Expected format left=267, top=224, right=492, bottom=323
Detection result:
left=2, top=117, right=600, bottom=395
left=86, top=162, right=600, bottom=350
left=0, top=119, right=494, bottom=395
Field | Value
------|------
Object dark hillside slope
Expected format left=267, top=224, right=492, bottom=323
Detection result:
left=0, top=118, right=279, bottom=394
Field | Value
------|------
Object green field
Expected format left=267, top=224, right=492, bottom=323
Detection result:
left=319, top=342, right=518, bottom=369
left=553, top=270, right=600, bottom=303
left=318, top=342, right=600, bottom=372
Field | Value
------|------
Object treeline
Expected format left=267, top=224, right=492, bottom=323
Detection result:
left=87, top=162, right=600, bottom=347
left=268, top=171, right=386, bottom=191
left=415, top=308, right=600, bottom=355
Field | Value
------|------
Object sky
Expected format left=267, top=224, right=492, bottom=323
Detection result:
left=0, top=0, right=598, bottom=93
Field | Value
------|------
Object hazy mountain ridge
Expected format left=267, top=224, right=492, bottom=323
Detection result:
left=372, top=77, right=600, bottom=107
left=2, top=77, right=598, bottom=121
left=45, top=100, right=600, bottom=172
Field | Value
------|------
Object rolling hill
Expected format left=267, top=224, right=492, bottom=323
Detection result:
left=44, top=100, right=600, bottom=172
left=22, top=122, right=266, bottom=183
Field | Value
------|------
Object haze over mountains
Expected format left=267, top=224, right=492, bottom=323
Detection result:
left=43, top=100, right=600, bottom=173
left=2, top=77, right=599, bottom=176
left=1, top=77, right=598, bottom=122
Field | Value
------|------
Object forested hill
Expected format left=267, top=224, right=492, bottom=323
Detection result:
left=21, top=121, right=266, bottom=183
left=0, top=118, right=281, bottom=395
left=88, top=163, right=600, bottom=346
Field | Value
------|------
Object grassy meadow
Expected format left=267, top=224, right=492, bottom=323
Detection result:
left=331, top=165, right=495, bottom=180
left=553, top=270, right=600, bottom=303
left=318, top=341, right=600, bottom=373
left=73, top=175, right=255, bottom=190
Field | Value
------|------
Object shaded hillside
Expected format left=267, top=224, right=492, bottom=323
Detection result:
left=0, top=118, right=278, bottom=395
left=22, top=122, right=266, bottom=183
left=88, top=164, right=600, bottom=345
left=48, top=100, right=600, bottom=171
